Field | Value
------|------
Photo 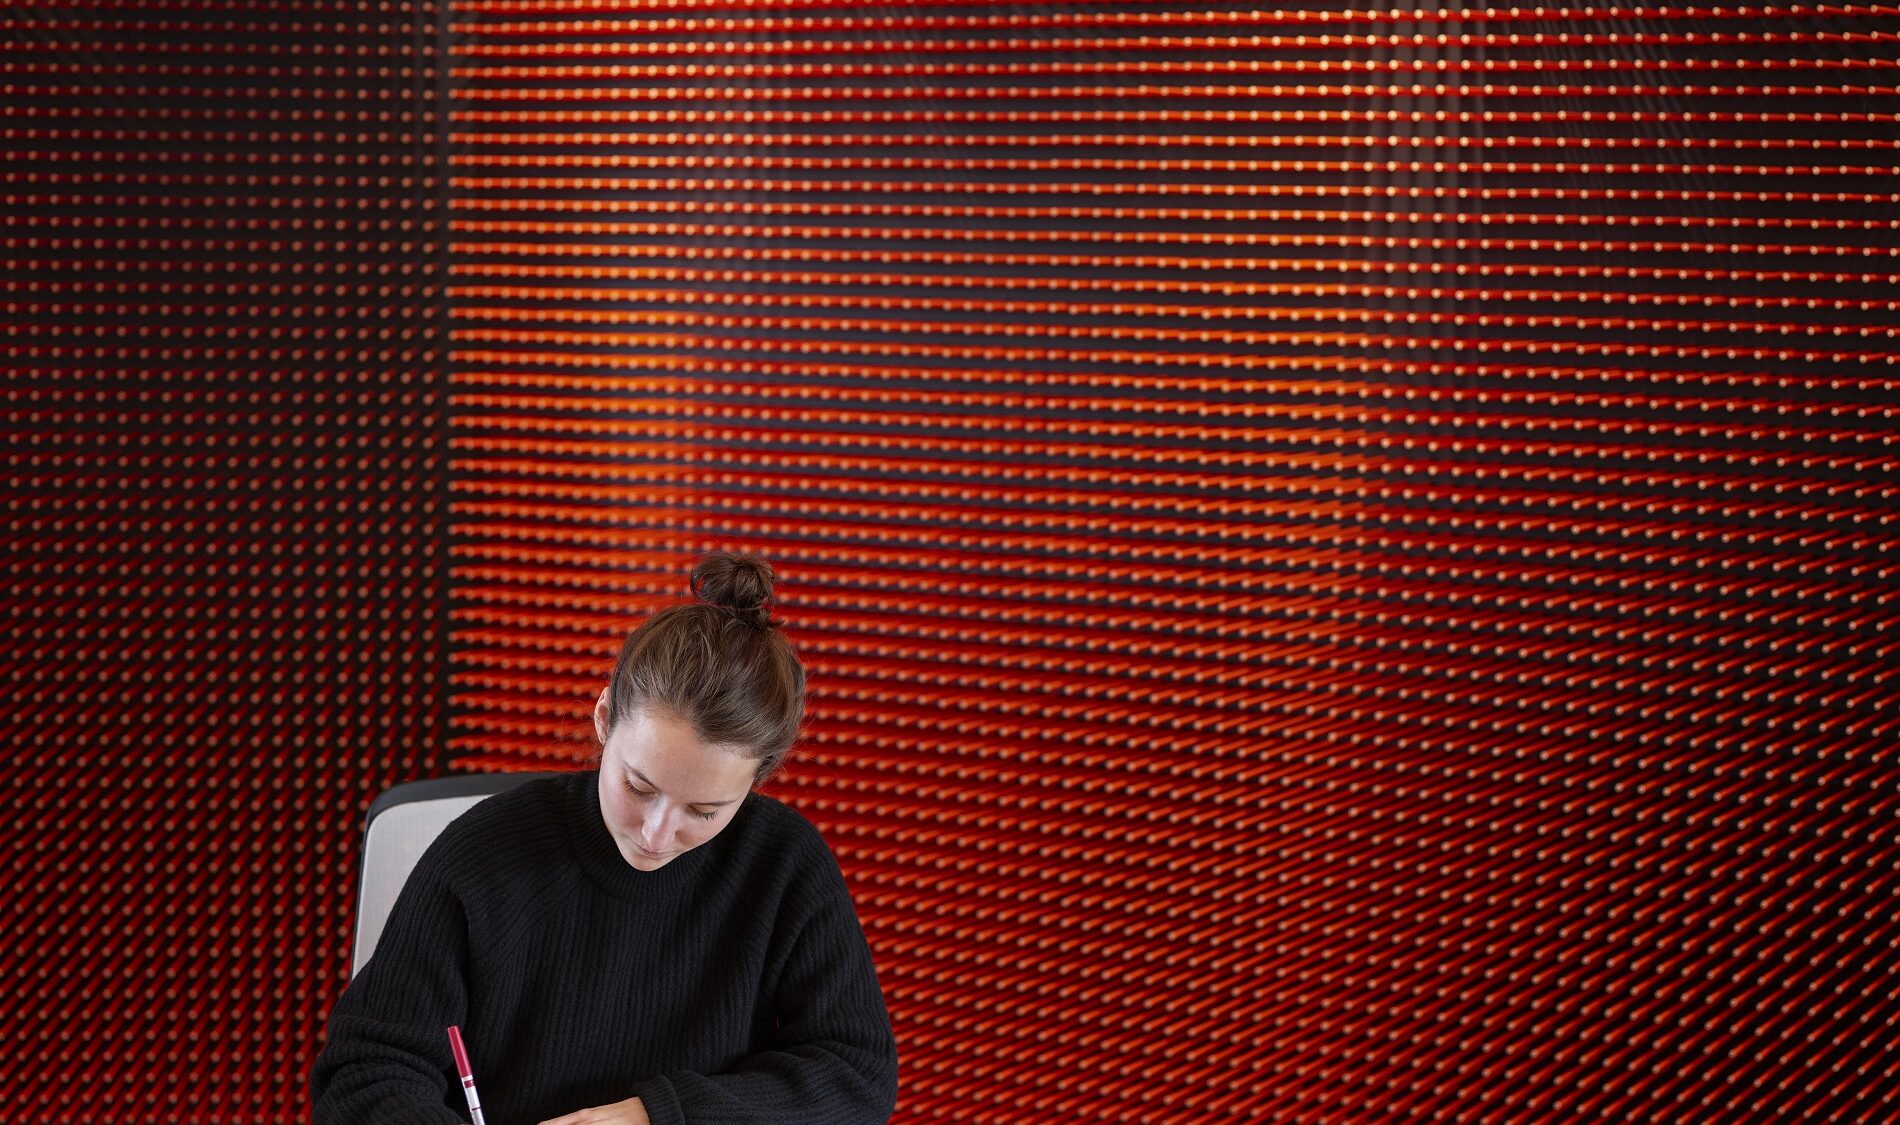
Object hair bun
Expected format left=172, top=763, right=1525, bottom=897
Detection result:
left=690, top=551, right=779, bottom=628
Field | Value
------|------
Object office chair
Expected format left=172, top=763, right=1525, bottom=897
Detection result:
left=352, top=772, right=561, bottom=977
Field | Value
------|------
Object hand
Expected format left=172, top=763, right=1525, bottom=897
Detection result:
left=538, top=1096, right=649, bottom=1125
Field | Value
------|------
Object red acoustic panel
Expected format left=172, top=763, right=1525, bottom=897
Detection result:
left=442, top=4, right=1899, bottom=1122
left=1, top=4, right=447, bottom=1122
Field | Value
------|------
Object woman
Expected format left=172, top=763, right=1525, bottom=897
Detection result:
left=312, top=553, right=899, bottom=1125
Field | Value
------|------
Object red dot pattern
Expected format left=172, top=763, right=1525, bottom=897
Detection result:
left=3, top=2, right=1898, bottom=1123
left=442, top=4, right=1900, bottom=1123
left=2, top=4, right=446, bottom=1122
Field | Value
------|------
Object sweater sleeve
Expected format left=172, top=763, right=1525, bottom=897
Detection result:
left=310, top=848, right=470, bottom=1125
left=633, top=853, right=899, bottom=1125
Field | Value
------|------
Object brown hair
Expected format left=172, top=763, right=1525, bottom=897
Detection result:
left=601, top=552, right=806, bottom=783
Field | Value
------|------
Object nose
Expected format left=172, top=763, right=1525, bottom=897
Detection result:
left=638, top=805, right=676, bottom=850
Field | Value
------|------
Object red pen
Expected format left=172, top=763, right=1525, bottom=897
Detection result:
left=446, top=1025, right=487, bottom=1125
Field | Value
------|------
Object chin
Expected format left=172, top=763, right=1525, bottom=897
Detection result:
left=623, top=846, right=674, bottom=871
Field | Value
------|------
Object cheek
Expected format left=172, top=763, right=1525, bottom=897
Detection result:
left=680, top=814, right=731, bottom=845
left=604, top=785, right=642, bottom=831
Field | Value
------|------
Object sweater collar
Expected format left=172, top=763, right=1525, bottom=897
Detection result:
left=565, top=768, right=718, bottom=900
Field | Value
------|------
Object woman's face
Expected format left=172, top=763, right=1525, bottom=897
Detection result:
left=594, top=693, right=758, bottom=872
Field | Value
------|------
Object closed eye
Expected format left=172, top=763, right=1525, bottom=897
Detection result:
left=625, top=777, right=720, bottom=821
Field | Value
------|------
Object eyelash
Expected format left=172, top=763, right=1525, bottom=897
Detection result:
left=624, top=778, right=719, bottom=821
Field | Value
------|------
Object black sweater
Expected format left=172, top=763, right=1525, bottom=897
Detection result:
left=311, top=771, right=898, bottom=1125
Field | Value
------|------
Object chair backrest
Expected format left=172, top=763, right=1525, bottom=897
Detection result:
left=353, top=772, right=561, bottom=977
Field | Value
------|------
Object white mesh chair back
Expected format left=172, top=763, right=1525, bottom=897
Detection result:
left=352, top=773, right=558, bottom=977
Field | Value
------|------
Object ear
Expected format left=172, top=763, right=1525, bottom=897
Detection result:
left=594, top=684, right=613, bottom=747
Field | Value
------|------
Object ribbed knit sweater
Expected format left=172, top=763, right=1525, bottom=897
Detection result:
left=311, top=771, right=898, bottom=1125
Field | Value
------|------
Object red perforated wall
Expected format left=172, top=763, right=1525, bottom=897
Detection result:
left=440, top=4, right=1899, bottom=1122
left=5, top=2, right=1899, bottom=1123
left=2, top=4, right=447, bottom=1122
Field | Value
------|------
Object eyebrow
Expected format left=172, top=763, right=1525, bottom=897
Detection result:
left=628, top=767, right=738, bottom=808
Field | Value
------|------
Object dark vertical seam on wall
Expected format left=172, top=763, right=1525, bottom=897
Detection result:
left=431, top=0, right=457, bottom=778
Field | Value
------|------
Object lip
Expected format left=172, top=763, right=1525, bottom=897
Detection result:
left=633, top=844, right=669, bottom=860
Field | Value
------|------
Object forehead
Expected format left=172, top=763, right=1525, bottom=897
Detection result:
left=608, top=707, right=756, bottom=798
